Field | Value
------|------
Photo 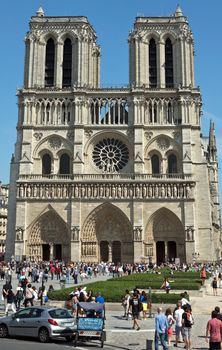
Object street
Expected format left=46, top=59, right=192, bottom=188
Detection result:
left=0, top=314, right=210, bottom=350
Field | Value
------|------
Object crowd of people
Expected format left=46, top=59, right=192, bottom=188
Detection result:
left=1, top=259, right=222, bottom=349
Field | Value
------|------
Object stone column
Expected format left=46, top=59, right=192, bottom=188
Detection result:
left=49, top=243, right=54, bottom=260
left=158, top=40, right=165, bottom=88
left=165, top=241, right=168, bottom=262
left=108, top=241, right=112, bottom=262
left=55, top=41, right=63, bottom=88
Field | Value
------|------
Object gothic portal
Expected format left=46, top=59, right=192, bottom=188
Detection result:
left=81, top=203, right=133, bottom=263
left=6, top=6, right=221, bottom=263
left=28, top=207, right=70, bottom=261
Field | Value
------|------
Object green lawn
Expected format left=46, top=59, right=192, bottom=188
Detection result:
left=48, top=270, right=203, bottom=303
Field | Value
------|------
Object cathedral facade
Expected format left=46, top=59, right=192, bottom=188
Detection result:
left=6, top=6, right=221, bottom=264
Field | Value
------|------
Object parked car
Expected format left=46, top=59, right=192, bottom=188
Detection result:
left=0, top=306, right=76, bottom=343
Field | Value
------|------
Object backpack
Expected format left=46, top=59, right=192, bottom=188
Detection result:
left=17, top=289, right=24, bottom=300
left=186, top=312, right=194, bottom=326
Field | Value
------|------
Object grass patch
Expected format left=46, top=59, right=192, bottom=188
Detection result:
left=48, top=270, right=201, bottom=303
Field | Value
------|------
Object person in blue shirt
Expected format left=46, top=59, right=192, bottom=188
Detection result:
left=155, top=307, right=169, bottom=350
left=95, top=291, right=105, bottom=304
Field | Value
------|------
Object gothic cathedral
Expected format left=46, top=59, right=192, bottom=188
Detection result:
left=6, top=6, right=221, bottom=264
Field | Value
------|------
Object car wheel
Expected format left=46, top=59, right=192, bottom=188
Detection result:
left=38, top=327, right=50, bottom=343
left=0, top=324, right=8, bottom=338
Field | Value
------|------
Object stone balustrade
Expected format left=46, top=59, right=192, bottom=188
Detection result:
left=18, top=173, right=192, bottom=181
left=16, top=181, right=195, bottom=200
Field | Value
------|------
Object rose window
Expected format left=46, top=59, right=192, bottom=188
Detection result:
left=92, top=138, right=129, bottom=172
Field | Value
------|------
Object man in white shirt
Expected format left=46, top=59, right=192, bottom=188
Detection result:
left=174, top=301, right=184, bottom=347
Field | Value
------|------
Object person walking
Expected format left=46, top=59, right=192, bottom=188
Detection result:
left=15, top=282, right=24, bottom=311
left=212, top=277, right=218, bottom=296
left=24, top=283, right=34, bottom=307
left=200, top=266, right=207, bottom=286
left=182, top=305, right=194, bottom=350
left=5, top=288, right=16, bottom=316
left=206, top=310, right=222, bottom=350
left=122, top=289, right=131, bottom=319
left=165, top=308, right=175, bottom=346
left=2, top=281, right=12, bottom=313
left=155, top=307, right=168, bottom=350
left=174, top=301, right=184, bottom=347
left=129, top=292, right=142, bottom=331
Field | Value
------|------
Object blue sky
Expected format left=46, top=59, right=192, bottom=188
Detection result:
left=1, top=0, right=222, bottom=196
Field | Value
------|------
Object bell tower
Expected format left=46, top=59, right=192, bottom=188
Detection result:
left=129, top=5, right=195, bottom=89
left=24, top=7, right=100, bottom=89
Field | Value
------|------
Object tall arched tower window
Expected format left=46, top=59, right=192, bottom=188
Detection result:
left=168, top=154, right=177, bottom=174
left=151, top=155, right=160, bottom=174
left=62, top=38, right=72, bottom=87
left=42, top=154, right=52, bottom=175
left=165, top=38, right=174, bottom=88
left=149, top=39, right=157, bottom=88
left=45, top=38, right=55, bottom=87
left=59, top=153, right=70, bottom=174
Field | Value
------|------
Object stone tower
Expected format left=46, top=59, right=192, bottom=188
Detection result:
left=6, top=6, right=221, bottom=263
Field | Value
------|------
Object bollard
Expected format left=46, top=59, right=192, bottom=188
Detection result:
left=146, top=339, right=153, bottom=350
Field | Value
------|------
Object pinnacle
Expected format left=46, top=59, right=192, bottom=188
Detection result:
left=36, top=6, right=44, bottom=17
left=175, top=4, right=183, bottom=17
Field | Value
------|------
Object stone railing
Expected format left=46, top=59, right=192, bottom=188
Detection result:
left=16, top=181, right=195, bottom=200
left=18, top=173, right=192, bottom=181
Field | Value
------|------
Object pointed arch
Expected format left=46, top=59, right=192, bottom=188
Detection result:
left=149, top=38, right=157, bottom=88
left=81, top=203, right=133, bottom=263
left=62, top=38, right=72, bottom=87
left=165, top=38, right=174, bottom=87
left=45, top=38, right=55, bottom=86
left=144, top=207, right=185, bottom=264
left=27, top=206, right=70, bottom=261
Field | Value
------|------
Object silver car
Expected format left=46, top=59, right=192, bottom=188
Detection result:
left=0, top=306, right=76, bottom=343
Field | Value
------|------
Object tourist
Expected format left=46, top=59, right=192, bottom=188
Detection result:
left=24, top=283, right=34, bottom=307
left=95, top=291, right=105, bottom=304
left=140, top=290, right=148, bottom=319
left=212, top=277, right=218, bottom=296
left=122, top=289, right=131, bottom=319
left=161, top=278, right=171, bottom=293
left=206, top=310, right=222, bottom=350
left=155, top=307, right=168, bottom=350
left=200, top=266, right=207, bottom=285
left=174, top=301, right=184, bottom=347
left=15, top=282, right=24, bottom=310
left=214, top=306, right=222, bottom=321
left=5, top=287, right=16, bottom=316
left=129, top=292, right=142, bottom=331
left=182, top=305, right=194, bottom=350
left=165, top=308, right=175, bottom=346
left=2, top=280, right=12, bottom=312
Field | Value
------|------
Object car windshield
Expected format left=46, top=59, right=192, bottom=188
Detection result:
left=48, top=308, right=73, bottom=319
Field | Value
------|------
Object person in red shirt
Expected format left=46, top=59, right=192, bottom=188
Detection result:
left=206, top=310, right=222, bottom=350
left=201, top=267, right=207, bottom=286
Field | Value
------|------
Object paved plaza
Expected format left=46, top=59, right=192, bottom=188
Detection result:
left=0, top=273, right=221, bottom=349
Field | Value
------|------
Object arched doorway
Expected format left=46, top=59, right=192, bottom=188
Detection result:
left=81, top=203, right=133, bottom=263
left=168, top=241, right=177, bottom=262
left=156, top=241, right=165, bottom=265
left=112, top=241, right=121, bottom=264
left=100, top=241, right=109, bottom=262
left=144, top=208, right=185, bottom=264
left=27, top=208, right=70, bottom=261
